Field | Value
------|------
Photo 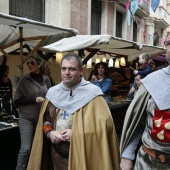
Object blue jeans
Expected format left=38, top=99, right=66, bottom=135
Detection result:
left=16, top=114, right=36, bottom=170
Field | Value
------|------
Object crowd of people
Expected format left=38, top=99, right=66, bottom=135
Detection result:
left=0, top=34, right=169, bottom=170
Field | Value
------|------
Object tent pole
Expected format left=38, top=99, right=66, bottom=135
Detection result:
left=0, top=48, right=11, bottom=58
left=83, top=49, right=99, bottom=65
left=19, top=27, right=23, bottom=75
left=23, top=37, right=46, bottom=63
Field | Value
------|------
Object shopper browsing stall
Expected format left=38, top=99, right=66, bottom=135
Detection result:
left=14, top=54, right=51, bottom=170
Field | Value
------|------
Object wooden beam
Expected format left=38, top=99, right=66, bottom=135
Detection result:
left=24, top=36, right=47, bottom=41
left=0, top=36, right=47, bottom=49
left=19, top=27, right=23, bottom=74
left=83, top=49, right=99, bottom=65
left=0, top=48, right=11, bottom=58
left=0, top=40, right=19, bottom=49
left=23, top=37, right=46, bottom=63
left=43, top=52, right=55, bottom=61
left=24, top=44, right=32, bottom=52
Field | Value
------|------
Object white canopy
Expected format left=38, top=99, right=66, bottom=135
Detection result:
left=42, top=35, right=166, bottom=60
left=0, top=13, right=78, bottom=57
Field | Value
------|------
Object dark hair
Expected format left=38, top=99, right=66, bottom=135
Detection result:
left=0, top=64, right=9, bottom=80
left=30, top=54, right=45, bottom=74
left=141, top=53, right=150, bottom=62
left=93, top=61, right=111, bottom=78
left=61, top=53, right=83, bottom=69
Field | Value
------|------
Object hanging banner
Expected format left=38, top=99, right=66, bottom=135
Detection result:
left=130, top=0, right=138, bottom=15
left=125, top=1, right=130, bottom=11
left=127, top=9, right=131, bottom=26
left=151, top=0, right=160, bottom=12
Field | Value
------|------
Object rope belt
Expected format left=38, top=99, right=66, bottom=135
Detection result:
left=142, top=145, right=170, bottom=166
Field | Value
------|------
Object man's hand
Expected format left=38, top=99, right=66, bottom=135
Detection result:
left=49, top=130, right=65, bottom=144
left=60, top=129, right=72, bottom=142
left=120, top=158, right=133, bottom=170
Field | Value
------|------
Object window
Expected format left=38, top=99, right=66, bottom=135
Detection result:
left=153, top=31, right=159, bottom=46
left=91, top=0, right=101, bottom=35
left=133, top=21, right=137, bottom=42
left=116, top=11, right=122, bottom=38
left=9, top=0, right=45, bottom=22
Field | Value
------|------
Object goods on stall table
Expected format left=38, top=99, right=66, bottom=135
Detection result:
left=0, top=122, right=12, bottom=129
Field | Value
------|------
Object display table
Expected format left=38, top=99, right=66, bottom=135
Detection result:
left=0, top=120, right=20, bottom=170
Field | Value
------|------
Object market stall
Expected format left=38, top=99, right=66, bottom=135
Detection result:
left=42, top=34, right=166, bottom=95
left=0, top=13, right=78, bottom=69
left=41, top=34, right=166, bottom=137
left=0, top=13, right=78, bottom=169
left=42, top=34, right=166, bottom=60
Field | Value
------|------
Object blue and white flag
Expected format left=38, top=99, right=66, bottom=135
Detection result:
left=130, top=0, right=138, bottom=15
left=151, top=0, right=160, bottom=12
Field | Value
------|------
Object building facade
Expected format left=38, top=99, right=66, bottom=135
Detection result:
left=0, top=0, right=169, bottom=47
left=0, top=0, right=169, bottom=85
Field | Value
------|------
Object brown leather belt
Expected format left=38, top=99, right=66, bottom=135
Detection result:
left=142, top=145, right=170, bottom=166
left=53, top=142, right=69, bottom=159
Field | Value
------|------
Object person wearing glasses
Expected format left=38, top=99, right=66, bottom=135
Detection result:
left=14, top=54, right=51, bottom=170
left=120, top=33, right=170, bottom=170
left=27, top=53, right=120, bottom=170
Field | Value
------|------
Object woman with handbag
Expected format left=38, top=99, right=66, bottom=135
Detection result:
left=14, top=54, right=51, bottom=170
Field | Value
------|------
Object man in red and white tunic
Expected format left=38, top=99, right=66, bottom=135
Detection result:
left=120, top=33, right=170, bottom=170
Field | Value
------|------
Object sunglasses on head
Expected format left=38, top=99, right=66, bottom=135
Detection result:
left=26, top=61, right=35, bottom=65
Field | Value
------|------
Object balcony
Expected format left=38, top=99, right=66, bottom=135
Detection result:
left=156, top=6, right=170, bottom=28
left=136, top=0, right=150, bottom=17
